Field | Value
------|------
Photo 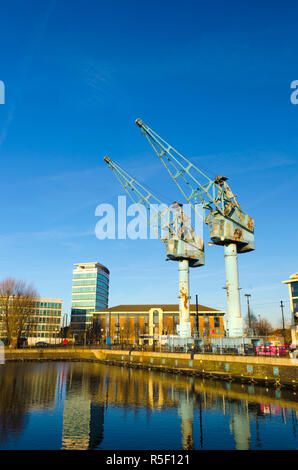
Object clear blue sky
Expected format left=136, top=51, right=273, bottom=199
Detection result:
left=0, top=0, right=297, bottom=327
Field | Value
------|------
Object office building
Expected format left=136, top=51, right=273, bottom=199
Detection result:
left=71, top=262, right=109, bottom=336
left=0, top=297, right=62, bottom=345
left=282, top=272, right=298, bottom=345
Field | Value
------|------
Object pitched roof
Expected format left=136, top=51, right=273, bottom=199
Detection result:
left=94, top=304, right=225, bottom=314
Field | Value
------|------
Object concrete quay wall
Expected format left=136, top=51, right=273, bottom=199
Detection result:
left=3, top=348, right=297, bottom=389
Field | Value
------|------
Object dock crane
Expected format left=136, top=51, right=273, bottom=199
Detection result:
left=104, top=156, right=204, bottom=341
left=135, top=119, right=255, bottom=338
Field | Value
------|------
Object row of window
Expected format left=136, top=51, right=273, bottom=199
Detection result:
left=34, top=302, right=62, bottom=309
left=0, top=310, right=61, bottom=317
left=73, top=277, right=109, bottom=287
left=71, top=301, right=108, bottom=308
left=33, top=325, right=60, bottom=331
left=31, top=317, right=61, bottom=324
left=73, top=272, right=109, bottom=281
left=71, top=311, right=92, bottom=318
left=86, top=315, right=221, bottom=327
left=34, top=310, right=61, bottom=316
left=71, top=294, right=109, bottom=302
left=71, top=318, right=93, bottom=324
left=71, top=307, right=97, bottom=313
left=72, top=284, right=109, bottom=293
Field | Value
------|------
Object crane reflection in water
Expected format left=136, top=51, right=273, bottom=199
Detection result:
left=0, top=362, right=296, bottom=450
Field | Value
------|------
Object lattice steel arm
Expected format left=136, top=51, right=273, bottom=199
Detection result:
left=135, top=119, right=254, bottom=253
left=104, top=156, right=204, bottom=266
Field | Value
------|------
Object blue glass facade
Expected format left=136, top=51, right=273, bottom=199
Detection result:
left=71, top=263, right=109, bottom=335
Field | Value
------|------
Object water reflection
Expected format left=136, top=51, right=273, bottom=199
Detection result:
left=0, top=362, right=297, bottom=450
left=0, top=363, right=58, bottom=445
left=62, top=367, right=104, bottom=450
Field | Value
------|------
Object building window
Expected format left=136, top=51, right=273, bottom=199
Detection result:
left=204, top=316, right=209, bottom=330
left=291, top=283, right=298, bottom=298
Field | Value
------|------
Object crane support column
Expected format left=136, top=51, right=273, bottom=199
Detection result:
left=224, top=243, right=243, bottom=337
left=177, top=259, right=191, bottom=338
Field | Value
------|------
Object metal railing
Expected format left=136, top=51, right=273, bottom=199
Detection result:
left=12, top=341, right=295, bottom=358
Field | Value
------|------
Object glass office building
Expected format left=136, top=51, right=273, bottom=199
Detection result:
left=283, top=272, right=298, bottom=346
left=0, top=297, right=62, bottom=345
left=71, top=262, right=109, bottom=336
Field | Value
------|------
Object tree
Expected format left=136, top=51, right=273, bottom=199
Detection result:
left=0, top=278, right=38, bottom=346
left=244, top=311, right=258, bottom=335
left=271, top=328, right=292, bottom=344
left=123, top=317, right=130, bottom=343
left=256, top=317, right=272, bottom=336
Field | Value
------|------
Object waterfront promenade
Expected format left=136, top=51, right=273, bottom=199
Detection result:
left=4, top=347, right=297, bottom=390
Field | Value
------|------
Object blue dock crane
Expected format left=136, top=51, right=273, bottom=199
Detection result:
left=135, top=118, right=255, bottom=338
left=104, top=156, right=204, bottom=341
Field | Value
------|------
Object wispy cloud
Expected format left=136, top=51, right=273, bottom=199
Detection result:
left=0, top=228, right=93, bottom=243
left=45, top=165, right=103, bottom=183
left=189, top=152, right=297, bottom=177
left=246, top=176, right=297, bottom=209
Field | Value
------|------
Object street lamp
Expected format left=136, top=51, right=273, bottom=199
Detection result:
left=245, top=294, right=252, bottom=336
left=280, top=300, right=286, bottom=345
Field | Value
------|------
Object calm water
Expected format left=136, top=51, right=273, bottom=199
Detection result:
left=0, top=362, right=297, bottom=450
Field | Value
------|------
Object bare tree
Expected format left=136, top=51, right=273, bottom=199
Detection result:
left=134, top=317, right=140, bottom=345
left=244, top=311, right=258, bottom=335
left=256, top=317, right=272, bottom=336
left=0, top=278, right=38, bottom=346
left=123, top=317, right=130, bottom=343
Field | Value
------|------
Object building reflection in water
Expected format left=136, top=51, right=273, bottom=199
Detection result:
left=61, top=366, right=104, bottom=450
left=0, top=362, right=297, bottom=450
left=0, top=363, right=59, bottom=445
left=59, top=364, right=297, bottom=450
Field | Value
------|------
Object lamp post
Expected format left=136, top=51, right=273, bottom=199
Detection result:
left=280, top=300, right=286, bottom=345
left=195, top=294, right=199, bottom=340
left=245, top=294, right=252, bottom=336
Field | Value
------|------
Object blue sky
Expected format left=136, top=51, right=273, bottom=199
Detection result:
left=0, top=0, right=297, bottom=327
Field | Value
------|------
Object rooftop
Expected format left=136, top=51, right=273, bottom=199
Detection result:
left=282, top=272, right=298, bottom=284
left=73, top=262, right=110, bottom=275
left=94, top=304, right=224, bottom=314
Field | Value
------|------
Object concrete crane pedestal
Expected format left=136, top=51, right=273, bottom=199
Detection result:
left=178, top=259, right=192, bottom=338
left=226, top=317, right=244, bottom=338
left=224, top=243, right=244, bottom=338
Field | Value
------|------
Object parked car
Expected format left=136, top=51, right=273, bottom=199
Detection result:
left=256, top=345, right=287, bottom=356
left=35, top=342, right=49, bottom=348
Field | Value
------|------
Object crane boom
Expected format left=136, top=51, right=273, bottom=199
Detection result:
left=135, top=118, right=254, bottom=254
left=104, top=156, right=204, bottom=268
left=135, top=118, right=255, bottom=338
left=104, top=155, right=205, bottom=340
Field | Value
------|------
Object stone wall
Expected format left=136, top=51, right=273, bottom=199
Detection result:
left=3, top=348, right=297, bottom=389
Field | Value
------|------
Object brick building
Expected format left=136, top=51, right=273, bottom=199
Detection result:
left=93, top=304, right=225, bottom=345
